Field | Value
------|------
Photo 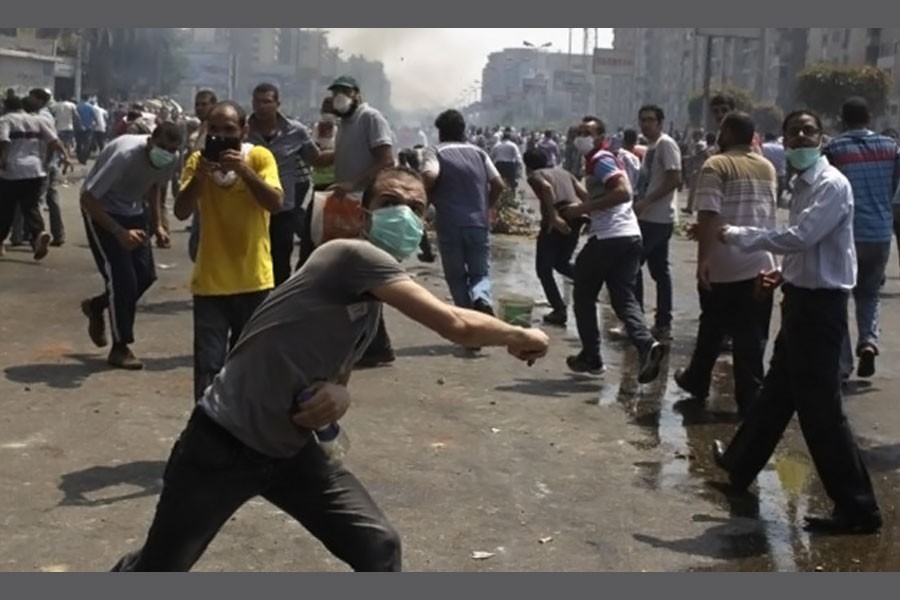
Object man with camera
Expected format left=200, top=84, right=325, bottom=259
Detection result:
left=175, top=101, right=284, bottom=402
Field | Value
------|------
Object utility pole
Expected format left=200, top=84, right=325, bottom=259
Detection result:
left=701, top=35, right=713, bottom=131
left=74, top=29, right=84, bottom=100
left=695, top=29, right=763, bottom=131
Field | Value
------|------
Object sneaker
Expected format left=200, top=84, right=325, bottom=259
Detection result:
left=673, top=367, right=708, bottom=400
left=473, top=298, right=495, bottom=317
left=108, top=344, right=144, bottom=370
left=50, top=239, right=65, bottom=247
left=566, top=353, right=606, bottom=376
left=542, top=309, right=567, bottom=327
left=637, top=342, right=666, bottom=384
left=81, top=299, right=108, bottom=348
left=33, top=232, right=52, bottom=260
left=857, top=346, right=877, bottom=378
left=651, top=325, right=673, bottom=342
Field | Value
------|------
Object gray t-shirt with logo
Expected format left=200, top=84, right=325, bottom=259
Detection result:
left=334, top=103, right=394, bottom=190
left=82, top=134, right=178, bottom=216
left=200, top=238, right=410, bottom=458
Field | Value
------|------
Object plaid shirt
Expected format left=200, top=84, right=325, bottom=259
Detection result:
left=824, top=129, right=900, bottom=243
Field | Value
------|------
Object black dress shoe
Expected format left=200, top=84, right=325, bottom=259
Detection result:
left=803, top=514, right=882, bottom=535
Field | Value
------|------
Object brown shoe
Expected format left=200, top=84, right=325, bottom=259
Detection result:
left=108, top=344, right=144, bottom=370
left=33, top=232, right=52, bottom=260
left=81, top=299, right=108, bottom=348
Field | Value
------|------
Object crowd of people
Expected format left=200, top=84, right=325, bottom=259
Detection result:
left=2, top=72, right=899, bottom=569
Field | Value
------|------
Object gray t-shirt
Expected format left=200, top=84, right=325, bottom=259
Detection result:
left=334, top=103, right=394, bottom=190
left=635, top=133, right=682, bottom=224
left=82, top=134, right=178, bottom=216
left=200, top=238, right=410, bottom=458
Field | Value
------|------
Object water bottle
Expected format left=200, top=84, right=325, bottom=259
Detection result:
left=295, top=386, right=351, bottom=461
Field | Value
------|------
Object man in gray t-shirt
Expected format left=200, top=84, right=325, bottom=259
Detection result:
left=79, top=126, right=182, bottom=369
left=316, top=75, right=398, bottom=368
left=111, top=165, right=549, bottom=572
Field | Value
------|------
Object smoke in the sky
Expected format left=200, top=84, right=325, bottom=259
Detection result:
left=326, top=28, right=460, bottom=113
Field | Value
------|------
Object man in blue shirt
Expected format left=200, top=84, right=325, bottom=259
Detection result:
left=76, top=94, right=97, bottom=165
left=824, top=97, right=900, bottom=379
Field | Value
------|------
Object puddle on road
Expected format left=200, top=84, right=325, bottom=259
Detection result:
left=478, top=235, right=900, bottom=572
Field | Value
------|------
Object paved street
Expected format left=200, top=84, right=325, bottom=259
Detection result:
left=1, top=181, right=899, bottom=572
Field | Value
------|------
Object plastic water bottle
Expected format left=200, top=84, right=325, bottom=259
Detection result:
left=295, top=386, right=351, bottom=461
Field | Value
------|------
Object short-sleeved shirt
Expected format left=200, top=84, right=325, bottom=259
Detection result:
left=585, top=148, right=641, bottom=240
left=76, top=102, right=96, bottom=131
left=247, top=113, right=318, bottom=212
left=421, top=141, right=500, bottom=231
left=181, top=145, right=282, bottom=296
left=334, top=103, right=393, bottom=190
left=0, top=111, right=58, bottom=180
left=82, top=134, right=178, bottom=215
left=694, top=148, right=778, bottom=283
left=635, top=133, right=682, bottom=224
left=199, top=238, right=410, bottom=458
left=52, top=101, right=77, bottom=131
left=529, top=166, right=582, bottom=226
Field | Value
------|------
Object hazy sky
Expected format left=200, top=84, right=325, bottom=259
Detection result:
left=325, top=29, right=614, bottom=112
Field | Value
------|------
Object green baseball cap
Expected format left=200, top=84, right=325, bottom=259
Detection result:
left=328, top=75, right=360, bottom=92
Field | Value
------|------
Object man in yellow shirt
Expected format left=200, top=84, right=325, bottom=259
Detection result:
left=174, top=101, right=284, bottom=401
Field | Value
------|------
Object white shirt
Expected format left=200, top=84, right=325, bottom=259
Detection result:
left=93, top=105, right=108, bottom=132
left=53, top=101, right=77, bottom=131
left=490, top=139, right=521, bottom=164
left=618, top=148, right=641, bottom=189
left=0, top=111, right=59, bottom=180
left=723, top=156, right=856, bottom=291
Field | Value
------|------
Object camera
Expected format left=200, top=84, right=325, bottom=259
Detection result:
left=202, top=136, right=241, bottom=162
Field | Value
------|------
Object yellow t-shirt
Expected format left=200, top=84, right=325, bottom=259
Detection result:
left=181, top=146, right=282, bottom=296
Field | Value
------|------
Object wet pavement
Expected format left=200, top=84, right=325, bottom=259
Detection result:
left=1, top=185, right=899, bottom=572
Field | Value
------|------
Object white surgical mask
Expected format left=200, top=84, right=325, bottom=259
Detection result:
left=574, top=136, right=595, bottom=154
left=332, top=94, right=353, bottom=115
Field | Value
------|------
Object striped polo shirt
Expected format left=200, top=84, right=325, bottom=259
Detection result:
left=824, top=129, right=900, bottom=243
left=694, top=146, right=777, bottom=283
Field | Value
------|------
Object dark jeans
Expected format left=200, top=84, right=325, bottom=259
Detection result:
left=84, top=212, right=157, bottom=345
left=535, top=226, right=579, bottom=311
left=111, top=406, right=401, bottom=572
left=495, top=161, right=519, bottom=190
left=721, top=285, right=880, bottom=521
left=634, top=221, right=674, bottom=329
left=679, top=279, right=773, bottom=416
left=419, top=230, right=434, bottom=257
left=76, top=129, right=93, bottom=164
left=573, top=236, right=655, bottom=362
left=0, top=177, right=46, bottom=242
left=270, top=209, right=301, bottom=287
left=193, top=290, right=269, bottom=401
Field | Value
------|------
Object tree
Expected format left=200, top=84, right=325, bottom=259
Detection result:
left=751, top=103, right=785, bottom=136
left=688, top=85, right=755, bottom=127
left=795, top=63, right=892, bottom=120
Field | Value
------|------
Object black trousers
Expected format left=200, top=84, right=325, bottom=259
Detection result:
left=573, top=236, right=655, bottom=361
left=269, top=209, right=301, bottom=287
left=721, top=285, right=880, bottom=521
left=193, top=291, right=269, bottom=402
left=679, top=279, right=773, bottom=416
left=84, top=212, right=157, bottom=345
left=0, top=177, right=46, bottom=242
left=535, top=226, right=579, bottom=311
left=111, top=407, right=401, bottom=572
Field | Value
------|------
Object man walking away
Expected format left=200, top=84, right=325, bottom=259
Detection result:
left=824, top=97, right=900, bottom=379
left=675, top=112, right=777, bottom=418
left=491, top=129, right=522, bottom=192
left=421, top=110, right=505, bottom=320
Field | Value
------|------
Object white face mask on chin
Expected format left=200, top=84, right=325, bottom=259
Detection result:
left=211, top=143, right=254, bottom=187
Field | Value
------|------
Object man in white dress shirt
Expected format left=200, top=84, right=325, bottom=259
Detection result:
left=711, top=109, right=881, bottom=535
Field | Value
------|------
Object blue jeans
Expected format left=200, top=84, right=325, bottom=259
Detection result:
left=840, top=241, right=891, bottom=373
left=635, top=221, right=674, bottom=329
left=437, top=226, right=492, bottom=309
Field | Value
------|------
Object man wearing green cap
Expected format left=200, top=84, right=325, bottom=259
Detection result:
left=315, top=75, right=398, bottom=367
left=318, top=75, right=396, bottom=196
